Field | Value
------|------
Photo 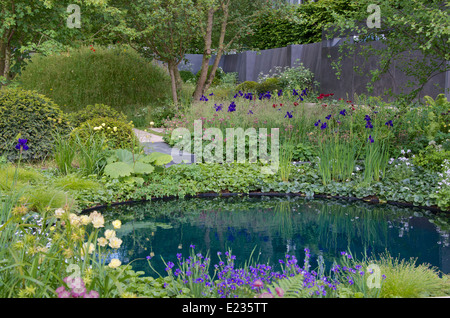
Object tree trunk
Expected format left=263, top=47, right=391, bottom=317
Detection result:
left=0, top=40, right=6, bottom=80
left=204, top=2, right=229, bottom=94
left=192, top=8, right=215, bottom=101
left=168, top=61, right=179, bottom=108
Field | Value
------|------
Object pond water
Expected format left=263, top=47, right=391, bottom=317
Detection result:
left=100, top=196, right=450, bottom=277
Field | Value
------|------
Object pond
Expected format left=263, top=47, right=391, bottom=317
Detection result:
left=100, top=196, right=450, bottom=277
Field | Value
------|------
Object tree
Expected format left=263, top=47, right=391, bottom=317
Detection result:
left=330, top=0, right=450, bottom=101
left=0, top=0, right=109, bottom=84
left=192, top=0, right=289, bottom=101
left=107, top=0, right=207, bottom=107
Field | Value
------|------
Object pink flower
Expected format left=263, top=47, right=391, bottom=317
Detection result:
left=252, top=279, right=264, bottom=289
left=84, top=290, right=100, bottom=298
left=275, top=287, right=284, bottom=297
left=257, top=292, right=274, bottom=298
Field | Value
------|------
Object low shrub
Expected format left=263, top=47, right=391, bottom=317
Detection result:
left=0, top=88, right=69, bottom=161
left=235, top=81, right=259, bottom=93
left=71, top=117, right=137, bottom=150
left=68, top=104, right=128, bottom=128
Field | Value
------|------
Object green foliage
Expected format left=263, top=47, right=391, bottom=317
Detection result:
left=16, top=45, right=172, bottom=113
left=0, top=87, right=69, bottom=161
left=249, top=0, right=357, bottom=50
left=413, top=143, right=450, bottom=172
left=257, top=61, right=318, bottom=92
left=68, top=104, right=128, bottom=128
left=235, top=81, right=259, bottom=93
left=196, top=65, right=224, bottom=87
left=103, top=149, right=172, bottom=185
left=71, top=117, right=136, bottom=150
left=179, top=70, right=196, bottom=83
left=331, top=0, right=450, bottom=101
left=292, top=142, right=317, bottom=162
left=376, top=252, right=450, bottom=298
left=256, top=77, right=282, bottom=95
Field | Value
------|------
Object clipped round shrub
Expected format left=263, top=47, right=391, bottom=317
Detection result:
left=0, top=88, right=69, bottom=161
left=235, top=81, right=259, bottom=93
left=68, top=103, right=128, bottom=128
left=71, top=117, right=137, bottom=150
left=256, top=77, right=282, bottom=95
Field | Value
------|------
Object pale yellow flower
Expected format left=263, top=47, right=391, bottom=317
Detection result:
left=82, top=242, right=95, bottom=256
left=55, top=208, right=65, bottom=218
left=69, top=213, right=81, bottom=226
left=104, top=229, right=116, bottom=240
left=108, top=258, right=121, bottom=269
left=89, top=211, right=105, bottom=228
left=97, top=237, right=108, bottom=247
left=113, top=127, right=117, bottom=132
left=80, top=215, right=91, bottom=226
left=109, top=237, right=122, bottom=249
left=112, top=220, right=122, bottom=229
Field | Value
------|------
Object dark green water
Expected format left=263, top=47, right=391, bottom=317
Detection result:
left=101, top=196, right=450, bottom=276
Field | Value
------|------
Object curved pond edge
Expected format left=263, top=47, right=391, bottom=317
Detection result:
left=81, top=191, right=449, bottom=215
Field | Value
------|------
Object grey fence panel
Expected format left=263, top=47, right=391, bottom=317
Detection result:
left=180, top=41, right=448, bottom=101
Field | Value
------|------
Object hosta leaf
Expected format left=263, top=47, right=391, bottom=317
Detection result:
left=104, top=162, right=133, bottom=178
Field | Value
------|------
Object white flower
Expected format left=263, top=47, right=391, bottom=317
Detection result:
left=82, top=242, right=95, bottom=256
left=89, top=211, right=104, bottom=228
left=112, top=220, right=122, bottom=229
left=80, top=215, right=91, bottom=226
left=108, top=259, right=121, bottom=269
left=97, top=237, right=108, bottom=247
left=109, top=237, right=122, bottom=249
left=55, top=208, right=65, bottom=218
left=104, top=229, right=116, bottom=240
left=69, top=213, right=81, bottom=226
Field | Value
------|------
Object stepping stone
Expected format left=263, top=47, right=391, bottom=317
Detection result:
left=133, top=128, right=196, bottom=167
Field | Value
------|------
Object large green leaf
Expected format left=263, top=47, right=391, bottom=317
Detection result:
left=104, top=162, right=134, bottom=178
left=115, top=149, right=134, bottom=165
left=133, top=162, right=155, bottom=175
left=140, top=152, right=173, bottom=166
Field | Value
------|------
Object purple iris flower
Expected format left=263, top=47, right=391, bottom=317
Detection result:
left=15, top=138, right=29, bottom=151
left=285, top=111, right=293, bottom=119
left=228, top=101, right=236, bottom=112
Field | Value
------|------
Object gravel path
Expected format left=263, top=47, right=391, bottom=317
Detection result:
left=133, top=128, right=196, bottom=166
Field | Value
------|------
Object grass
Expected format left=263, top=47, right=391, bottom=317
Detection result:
left=376, top=252, right=450, bottom=298
left=15, top=45, right=173, bottom=127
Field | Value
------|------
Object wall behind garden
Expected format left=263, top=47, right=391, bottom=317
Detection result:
left=179, top=40, right=449, bottom=101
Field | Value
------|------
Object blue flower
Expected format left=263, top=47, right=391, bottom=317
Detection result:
left=321, top=122, right=327, bottom=130
left=339, top=109, right=347, bottom=116
left=200, top=95, right=208, bottom=101
left=15, top=138, right=29, bottom=151
left=248, top=110, right=253, bottom=115
left=228, top=101, right=236, bottom=112
left=325, top=114, right=332, bottom=120
left=314, top=119, right=321, bottom=127
left=214, top=104, right=223, bottom=111
left=244, top=93, right=253, bottom=100
left=285, top=111, right=293, bottom=119
left=385, top=120, right=393, bottom=127
left=368, top=135, right=374, bottom=143
left=293, top=89, right=299, bottom=96
left=278, top=89, right=283, bottom=97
